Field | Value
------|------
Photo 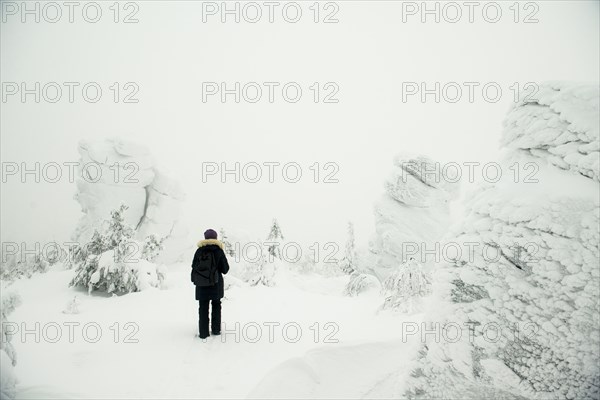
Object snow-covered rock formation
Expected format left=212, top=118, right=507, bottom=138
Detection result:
left=404, top=83, right=600, bottom=399
left=369, top=154, right=460, bottom=280
left=503, top=82, right=599, bottom=181
left=72, top=138, right=188, bottom=263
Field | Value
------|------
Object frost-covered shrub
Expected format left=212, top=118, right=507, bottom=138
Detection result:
left=344, top=271, right=380, bottom=296
left=63, top=295, right=81, bottom=314
left=0, top=251, right=50, bottom=283
left=292, top=242, right=345, bottom=277
left=295, top=251, right=318, bottom=274
left=0, top=254, right=18, bottom=282
left=0, top=291, right=21, bottom=400
left=241, top=245, right=275, bottom=287
left=0, top=292, right=20, bottom=366
left=316, top=259, right=346, bottom=278
left=243, top=263, right=275, bottom=287
left=69, top=204, right=165, bottom=295
left=219, top=228, right=236, bottom=258
left=141, top=234, right=164, bottom=262
left=380, top=259, right=432, bottom=312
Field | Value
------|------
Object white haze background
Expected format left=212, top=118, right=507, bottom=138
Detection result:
left=1, top=0, right=599, bottom=247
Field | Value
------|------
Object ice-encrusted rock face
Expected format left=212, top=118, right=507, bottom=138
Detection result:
left=502, top=82, right=599, bottom=181
left=385, top=153, right=460, bottom=208
left=72, top=138, right=188, bottom=263
left=404, top=83, right=600, bottom=400
left=369, top=154, right=460, bottom=279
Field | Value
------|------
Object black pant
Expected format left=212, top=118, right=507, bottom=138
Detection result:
left=198, top=299, right=221, bottom=338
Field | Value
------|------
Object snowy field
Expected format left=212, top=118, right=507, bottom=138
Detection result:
left=7, top=263, right=421, bottom=399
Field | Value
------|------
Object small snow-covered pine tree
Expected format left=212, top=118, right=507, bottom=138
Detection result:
left=380, top=258, right=432, bottom=312
left=298, top=246, right=317, bottom=274
left=219, top=228, right=235, bottom=257
left=339, top=222, right=357, bottom=275
left=29, top=254, right=49, bottom=277
left=266, top=218, right=284, bottom=260
left=242, top=242, right=274, bottom=286
left=107, top=205, right=135, bottom=262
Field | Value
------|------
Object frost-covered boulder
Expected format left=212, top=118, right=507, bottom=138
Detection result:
left=369, top=154, right=459, bottom=279
left=405, top=82, right=600, bottom=400
left=72, top=138, right=188, bottom=263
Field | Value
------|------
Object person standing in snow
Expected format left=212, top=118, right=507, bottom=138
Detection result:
left=191, top=229, right=230, bottom=339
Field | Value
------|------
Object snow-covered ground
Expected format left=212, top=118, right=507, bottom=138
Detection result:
left=7, top=263, right=422, bottom=399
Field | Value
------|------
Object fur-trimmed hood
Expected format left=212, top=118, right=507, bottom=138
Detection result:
left=197, top=239, right=224, bottom=249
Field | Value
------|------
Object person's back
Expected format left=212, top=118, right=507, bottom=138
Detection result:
left=191, top=229, right=230, bottom=339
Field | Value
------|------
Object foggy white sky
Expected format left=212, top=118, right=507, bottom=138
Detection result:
left=1, top=0, right=599, bottom=250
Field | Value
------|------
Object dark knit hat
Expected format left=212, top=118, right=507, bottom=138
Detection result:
left=204, top=229, right=218, bottom=240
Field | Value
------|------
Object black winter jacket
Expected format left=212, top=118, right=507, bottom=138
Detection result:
left=191, top=239, right=230, bottom=301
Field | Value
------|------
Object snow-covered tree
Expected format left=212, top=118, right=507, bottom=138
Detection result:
left=219, top=228, right=236, bottom=257
left=0, top=248, right=50, bottom=282
left=70, top=204, right=165, bottom=295
left=299, top=242, right=345, bottom=277
left=339, top=222, right=357, bottom=275
left=30, top=254, right=49, bottom=276
left=344, top=271, right=380, bottom=297
left=265, top=218, right=285, bottom=260
left=241, top=241, right=275, bottom=287
left=43, top=242, right=63, bottom=266
left=380, top=258, right=432, bottom=312
left=297, top=246, right=317, bottom=274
